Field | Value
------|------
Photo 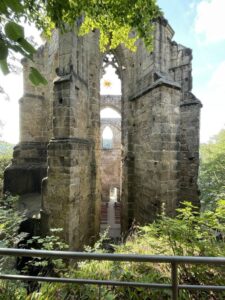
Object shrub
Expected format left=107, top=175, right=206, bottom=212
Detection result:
left=0, top=195, right=27, bottom=299
left=0, top=196, right=69, bottom=298
left=0, top=141, right=13, bottom=195
left=29, top=201, right=225, bottom=300
left=199, top=129, right=225, bottom=210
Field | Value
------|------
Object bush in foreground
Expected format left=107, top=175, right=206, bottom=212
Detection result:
left=0, top=141, right=13, bottom=195
left=26, top=201, right=225, bottom=300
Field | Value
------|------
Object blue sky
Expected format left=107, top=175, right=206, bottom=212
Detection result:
left=158, top=0, right=225, bottom=142
left=0, top=0, right=225, bottom=143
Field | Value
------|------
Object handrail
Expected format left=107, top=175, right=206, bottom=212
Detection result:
left=0, top=248, right=225, bottom=300
left=1, top=248, right=225, bottom=264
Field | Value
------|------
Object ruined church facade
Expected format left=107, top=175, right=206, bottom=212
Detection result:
left=4, top=18, right=201, bottom=249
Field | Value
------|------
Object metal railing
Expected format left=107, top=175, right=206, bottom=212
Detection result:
left=0, top=248, right=225, bottom=299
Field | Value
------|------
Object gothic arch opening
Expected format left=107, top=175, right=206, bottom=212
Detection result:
left=99, top=53, right=122, bottom=238
left=102, top=126, right=113, bottom=149
left=100, top=53, right=121, bottom=96
left=101, top=107, right=121, bottom=118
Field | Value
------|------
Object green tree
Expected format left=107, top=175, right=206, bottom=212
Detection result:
left=0, top=0, right=161, bottom=84
left=199, top=129, right=225, bottom=210
left=0, top=0, right=50, bottom=84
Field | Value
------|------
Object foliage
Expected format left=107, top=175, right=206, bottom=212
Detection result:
left=0, top=195, right=28, bottom=300
left=29, top=201, right=225, bottom=300
left=0, top=195, right=26, bottom=249
left=0, top=280, right=27, bottom=300
left=24, top=228, right=69, bottom=278
left=0, top=194, right=69, bottom=298
left=0, top=141, right=13, bottom=195
left=199, top=129, right=225, bottom=210
left=46, top=0, right=161, bottom=52
left=0, top=0, right=161, bottom=84
left=0, top=0, right=51, bottom=84
left=0, top=195, right=26, bottom=279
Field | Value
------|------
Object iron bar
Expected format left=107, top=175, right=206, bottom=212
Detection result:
left=0, top=274, right=225, bottom=292
left=179, top=284, right=225, bottom=291
left=98, top=285, right=101, bottom=300
left=0, top=248, right=225, bottom=265
left=0, top=274, right=172, bottom=289
left=0, top=248, right=225, bottom=295
left=171, top=263, right=178, bottom=300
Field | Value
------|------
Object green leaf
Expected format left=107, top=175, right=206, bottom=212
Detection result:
left=29, top=67, right=48, bottom=86
left=0, top=59, right=9, bottom=75
left=18, top=38, right=36, bottom=55
left=0, top=1, right=8, bottom=14
left=4, top=21, right=24, bottom=42
left=29, top=71, right=39, bottom=86
left=0, top=39, right=8, bottom=60
left=4, top=0, right=24, bottom=13
left=9, top=43, right=33, bottom=59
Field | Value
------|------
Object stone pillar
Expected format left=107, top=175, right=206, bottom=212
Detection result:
left=159, top=86, right=181, bottom=215
left=42, top=30, right=101, bottom=249
left=4, top=51, right=49, bottom=197
left=42, top=137, right=93, bottom=249
left=86, top=32, right=101, bottom=238
left=179, top=97, right=202, bottom=207
left=121, top=82, right=181, bottom=230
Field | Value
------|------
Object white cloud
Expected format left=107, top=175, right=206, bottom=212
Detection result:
left=209, top=61, right=225, bottom=88
left=194, top=61, right=225, bottom=143
left=195, top=0, right=225, bottom=43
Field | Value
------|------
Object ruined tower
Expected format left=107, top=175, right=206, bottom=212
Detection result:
left=4, top=18, right=201, bottom=249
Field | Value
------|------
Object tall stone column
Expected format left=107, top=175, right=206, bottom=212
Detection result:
left=42, top=31, right=100, bottom=249
left=4, top=51, right=49, bottom=198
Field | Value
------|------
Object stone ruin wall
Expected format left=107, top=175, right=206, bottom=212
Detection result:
left=4, top=18, right=201, bottom=249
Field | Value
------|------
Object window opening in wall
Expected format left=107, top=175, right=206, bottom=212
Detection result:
left=100, top=107, right=121, bottom=119
left=102, top=126, right=113, bottom=149
left=110, top=187, right=118, bottom=201
left=100, top=53, right=121, bottom=95
left=100, top=53, right=122, bottom=239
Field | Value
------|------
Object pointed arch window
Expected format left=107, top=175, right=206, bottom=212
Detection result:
left=102, top=126, right=113, bottom=149
left=100, top=53, right=121, bottom=95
